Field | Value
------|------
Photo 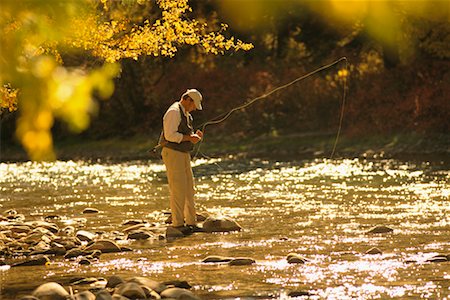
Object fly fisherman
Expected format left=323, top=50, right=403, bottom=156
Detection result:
left=159, top=89, right=204, bottom=234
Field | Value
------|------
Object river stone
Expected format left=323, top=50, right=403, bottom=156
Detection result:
left=12, top=255, right=50, bottom=267
left=287, top=253, right=307, bottom=264
left=26, top=221, right=59, bottom=234
left=160, top=287, right=200, bottom=300
left=32, top=282, right=69, bottom=300
left=83, top=208, right=99, bottom=214
left=128, top=276, right=167, bottom=294
left=73, top=291, right=96, bottom=300
left=106, top=275, right=125, bottom=289
left=123, top=223, right=148, bottom=233
left=163, top=280, right=191, bottom=289
left=76, top=230, right=97, bottom=242
left=122, top=219, right=147, bottom=226
left=126, top=230, right=153, bottom=240
left=111, top=295, right=129, bottom=300
left=365, top=247, right=382, bottom=255
left=61, top=226, right=76, bottom=236
left=64, top=248, right=84, bottom=259
left=10, top=225, right=31, bottom=234
left=79, top=258, right=91, bottom=265
left=202, top=255, right=233, bottom=263
left=229, top=257, right=256, bottom=266
left=165, top=212, right=208, bottom=224
left=166, top=227, right=185, bottom=238
left=49, top=242, right=66, bottom=255
left=288, top=291, right=312, bottom=297
left=426, top=254, right=449, bottom=263
left=114, top=282, right=147, bottom=299
left=94, top=290, right=113, bottom=300
left=85, top=239, right=122, bottom=253
left=202, top=217, right=242, bottom=232
left=366, top=225, right=393, bottom=234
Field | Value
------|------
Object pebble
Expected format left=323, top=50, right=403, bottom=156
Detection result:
left=365, top=247, right=383, bottom=255
left=366, top=225, right=394, bottom=234
left=202, top=255, right=233, bottom=263
left=287, top=253, right=307, bottom=264
left=82, top=208, right=99, bottom=214
left=228, top=257, right=256, bottom=266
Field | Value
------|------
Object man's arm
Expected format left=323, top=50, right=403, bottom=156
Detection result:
left=163, top=109, right=183, bottom=143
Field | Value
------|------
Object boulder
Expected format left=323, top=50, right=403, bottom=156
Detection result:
left=202, top=217, right=242, bottom=233
left=32, top=282, right=69, bottom=300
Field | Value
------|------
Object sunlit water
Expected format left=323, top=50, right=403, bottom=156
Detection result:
left=0, top=157, right=449, bottom=299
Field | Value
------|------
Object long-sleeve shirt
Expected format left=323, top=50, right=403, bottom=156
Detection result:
left=163, top=101, right=191, bottom=143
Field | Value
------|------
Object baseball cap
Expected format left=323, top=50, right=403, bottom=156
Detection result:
left=182, top=89, right=203, bottom=110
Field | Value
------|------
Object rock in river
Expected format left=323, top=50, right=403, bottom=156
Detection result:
left=12, top=255, right=50, bottom=267
left=32, top=282, right=69, bottom=300
left=365, top=247, right=383, bottom=255
left=84, top=239, right=122, bottom=253
left=366, top=225, right=393, bottom=234
left=160, top=287, right=200, bottom=300
left=82, top=208, right=99, bottom=214
left=287, top=253, right=307, bottom=264
left=202, top=216, right=242, bottom=232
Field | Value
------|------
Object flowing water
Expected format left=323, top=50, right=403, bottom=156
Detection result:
left=0, top=157, right=449, bottom=299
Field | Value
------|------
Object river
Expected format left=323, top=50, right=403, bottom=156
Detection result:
left=0, top=157, right=449, bottom=299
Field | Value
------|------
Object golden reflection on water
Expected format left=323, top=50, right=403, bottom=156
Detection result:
left=0, top=158, right=449, bottom=299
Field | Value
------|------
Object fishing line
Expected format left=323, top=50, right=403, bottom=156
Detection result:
left=193, top=56, right=348, bottom=160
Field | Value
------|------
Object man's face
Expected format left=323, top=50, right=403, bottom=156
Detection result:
left=187, top=97, right=197, bottom=112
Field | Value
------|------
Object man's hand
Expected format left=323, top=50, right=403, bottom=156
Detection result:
left=195, top=130, right=204, bottom=138
left=189, top=133, right=202, bottom=144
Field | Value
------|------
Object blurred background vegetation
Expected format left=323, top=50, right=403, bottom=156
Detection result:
left=1, top=0, right=449, bottom=160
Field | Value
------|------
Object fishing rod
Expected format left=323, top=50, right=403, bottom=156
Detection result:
left=152, top=57, right=348, bottom=159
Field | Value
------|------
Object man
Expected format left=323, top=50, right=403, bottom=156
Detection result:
left=159, top=89, right=204, bottom=234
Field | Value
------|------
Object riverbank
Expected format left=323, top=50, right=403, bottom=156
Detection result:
left=1, top=132, right=449, bottom=163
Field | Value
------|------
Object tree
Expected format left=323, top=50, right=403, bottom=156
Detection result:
left=0, top=0, right=252, bottom=160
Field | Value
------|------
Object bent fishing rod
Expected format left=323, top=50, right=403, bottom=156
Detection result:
left=152, top=57, right=348, bottom=159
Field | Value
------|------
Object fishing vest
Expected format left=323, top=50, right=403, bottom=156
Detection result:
left=159, top=103, right=194, bottom=153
